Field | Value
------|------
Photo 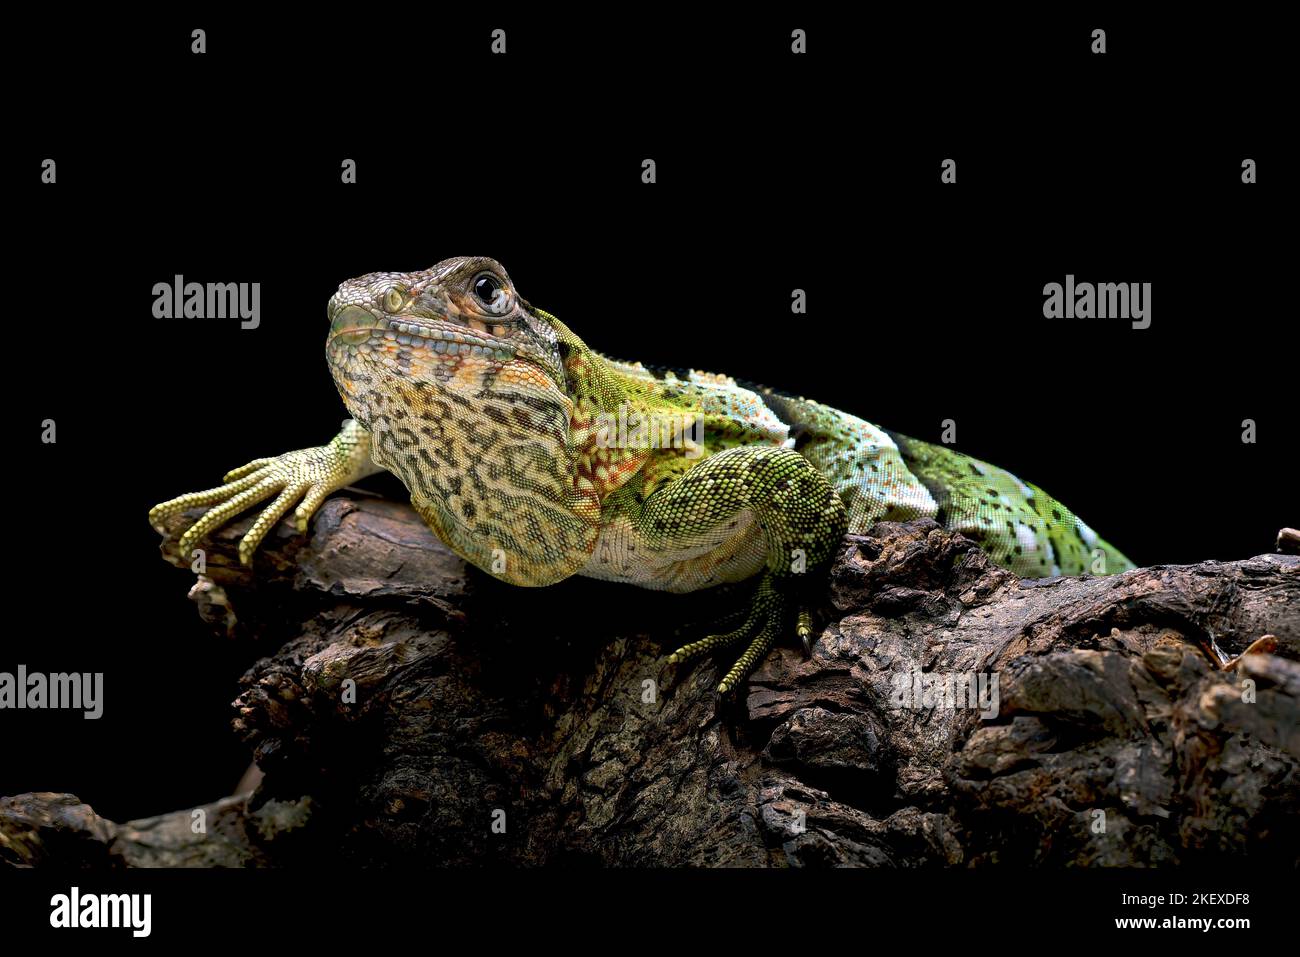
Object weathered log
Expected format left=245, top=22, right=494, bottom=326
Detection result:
left=3, top=497, right=1297, bottom=867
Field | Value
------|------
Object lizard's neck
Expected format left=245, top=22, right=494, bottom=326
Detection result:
left=535, top=311, right=630, bottom=416
left=534, top=309, right=651, bottom=501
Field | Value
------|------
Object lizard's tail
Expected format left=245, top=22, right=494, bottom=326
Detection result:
left=887, top=432, right=1136, bottom=577
left=745, top=384, right=1134, bottom=577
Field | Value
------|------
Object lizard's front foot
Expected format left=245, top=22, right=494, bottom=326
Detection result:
left=667, top=573, right=814, bottom=694
left=149, top=422, right=377, bottom=564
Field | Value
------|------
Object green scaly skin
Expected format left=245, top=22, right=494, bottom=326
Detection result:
left=150, top=257, right=1134, bottom=694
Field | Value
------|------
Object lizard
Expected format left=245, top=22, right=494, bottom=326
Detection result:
left=150, top=256, right=1134, bottom=693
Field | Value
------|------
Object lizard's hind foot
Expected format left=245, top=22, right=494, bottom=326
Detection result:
left=667, top=573, right=805, bottom=694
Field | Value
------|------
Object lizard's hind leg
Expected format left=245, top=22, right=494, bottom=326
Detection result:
left=644, top=445, right=848, bottom=693
left=747, top=388, right=940, bottom=534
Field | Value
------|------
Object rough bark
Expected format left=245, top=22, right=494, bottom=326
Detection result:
left=3, top=497, right=1297, bottom=867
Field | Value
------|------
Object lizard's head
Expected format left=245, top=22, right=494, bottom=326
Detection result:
left=324, top=258, right=601, bottom=585
left=325, top=256, right=567, bottom=417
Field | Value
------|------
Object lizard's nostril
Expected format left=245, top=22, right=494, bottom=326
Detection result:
left=330, top=305, right=375, bottom=346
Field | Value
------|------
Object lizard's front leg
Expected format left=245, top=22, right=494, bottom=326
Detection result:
left=641, top=446, right=848, bottom=693
left=149, top=418, right=384, bottom=563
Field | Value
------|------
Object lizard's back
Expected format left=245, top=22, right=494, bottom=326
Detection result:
left=606, top=359, right=1133, bottom=581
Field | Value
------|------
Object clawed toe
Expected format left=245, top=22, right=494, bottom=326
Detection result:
left=667, top=574, right=813, bottom=694
left=797, top=608, right=814, bottom=657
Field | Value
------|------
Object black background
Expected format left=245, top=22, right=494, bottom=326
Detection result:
left=3, top=11, right=1292, bottom=831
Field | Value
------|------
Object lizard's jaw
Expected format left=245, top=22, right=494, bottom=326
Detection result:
left=328, top=305, right=518, bottom=363
left=326, top=305, right=564, bottom=415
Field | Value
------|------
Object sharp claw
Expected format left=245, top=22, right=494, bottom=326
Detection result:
left=671, top=575, right=796, bottom=694
left=797, top=608, right=814, bottom=658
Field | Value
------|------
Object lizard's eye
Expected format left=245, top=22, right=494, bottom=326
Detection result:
left=383, top=288, right=405, bottom=313
left=465, top=270, right=509, bottom=315
left=473, top=274, right=501, bottom=303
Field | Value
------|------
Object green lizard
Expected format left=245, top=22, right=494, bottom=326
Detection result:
left=150, top=256, right=1133, bottom=692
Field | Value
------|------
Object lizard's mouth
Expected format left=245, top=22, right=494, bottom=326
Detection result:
left=329, top=306, right=515, bottom=359
left=327, top=305, right=560, bottom=386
